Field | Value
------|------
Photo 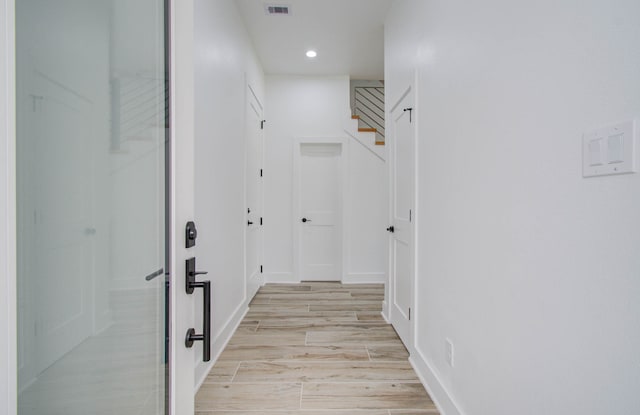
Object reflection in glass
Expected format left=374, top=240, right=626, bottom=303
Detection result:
left=16, top=0, right=168, bottom=414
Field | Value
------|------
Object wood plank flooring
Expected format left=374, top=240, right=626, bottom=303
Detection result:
left=195, top=282, right=439, bottom=414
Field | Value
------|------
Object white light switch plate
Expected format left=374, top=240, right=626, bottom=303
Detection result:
left=583, top=120, right=636, bottom=177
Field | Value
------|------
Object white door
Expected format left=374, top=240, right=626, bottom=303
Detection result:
left=297, top=143, right=343, bottom=281
left=245, top=85, right=263, bottom=299
left=12, top=0, right=197, bottom=413
left=389, top=89, right=415, bottom=347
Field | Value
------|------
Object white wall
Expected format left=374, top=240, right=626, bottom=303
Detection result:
left=386, top=1, right=640, bottom=414
left=264, top=75, right=386, bottom=283
left=193, top=0, right=264, bottom=387
left=346, top=138, right=387, bottom=283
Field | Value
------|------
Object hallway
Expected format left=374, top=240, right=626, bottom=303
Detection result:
left=195, top=282, right=438, bottom=413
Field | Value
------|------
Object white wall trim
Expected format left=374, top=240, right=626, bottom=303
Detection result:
left=343, top=272, right=386, bottom=284
left=0, top=0, right=16, bottom=413
left=410, top=346, right=464, bottom=415
left=343, top=124, right=385, bottom=162
left=381, top=301, right=390, bottom=323
left=292, top=137, right=348, bottom=282
left=194, top=302, right=248, bottom=393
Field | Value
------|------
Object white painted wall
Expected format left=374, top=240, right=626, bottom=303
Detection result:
left=193, top=0, right=264, bottom=387
left=264, top=75, right=387, bottom=283
left=386, top=1, right=640, bottom=414
left=346, top=137, right=387, bottom=283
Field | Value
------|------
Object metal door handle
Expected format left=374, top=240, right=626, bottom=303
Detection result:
left=386, top=226, right=395, bottom=233
left=144, top=268, right=164, bottom=281
left=247, top=220, right=254, bottom=226
left=301, top=218, right=311, bottom=223
left=184, top=257, right=211, bottom=362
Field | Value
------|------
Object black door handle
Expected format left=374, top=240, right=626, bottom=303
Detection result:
left=386, top=226, right=395, bottom=233
left=301, top=218, right=311, bottom=223
left=247, top=220, right=254, bottom=226
left=184, top=257, right=211, bottom=362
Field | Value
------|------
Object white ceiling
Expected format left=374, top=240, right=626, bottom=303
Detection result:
left=235, top=0, right=392, bottom=80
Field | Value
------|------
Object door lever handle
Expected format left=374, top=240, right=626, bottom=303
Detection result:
left=186, top=257, right=208, bottom=294
left=386, top=226, right=395, bottom=233
left=247, top=220, right=254, bottom=226
left=301, top=218, right=311, bottom=223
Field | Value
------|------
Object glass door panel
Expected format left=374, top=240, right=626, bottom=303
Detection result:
left=16, top=0, right=168, bottom=413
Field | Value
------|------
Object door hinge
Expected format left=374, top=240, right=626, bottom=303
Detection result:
left=260, top=217, right=263, bottom=226
left=260, top=120, right=266, bottom=130
left=409, top=209, right=412, bottom=222
left=260, top=265, right=263, bottom=273
left=260, top=169, right=263, bottom=177
left=403, top=107, right=413, bottom=123
left=408, top=307, right=411, bottom=321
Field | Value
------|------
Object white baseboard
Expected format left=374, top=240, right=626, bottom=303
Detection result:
left=381, top=301, right=390, bottom=322
left=410, top=346, right=464, bottom=415
left=194, top=301, right=249, bottom=392
left=343, top=272, right=385, bottom=284
left=264, top=272, right=296, bottom=283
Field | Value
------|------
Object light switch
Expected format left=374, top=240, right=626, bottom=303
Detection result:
left=589, top=138, right=603, bottom=166
left=583, top=120, right=636, bottom=177
left=607, top=133, right=624, bottom=164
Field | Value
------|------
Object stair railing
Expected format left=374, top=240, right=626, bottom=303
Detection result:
left=353, top=86, right=385, bottom=143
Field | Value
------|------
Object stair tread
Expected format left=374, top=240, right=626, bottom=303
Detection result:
left=375, top=141, right=385, bottom=146
left=358, top=127, right=377, bottom=132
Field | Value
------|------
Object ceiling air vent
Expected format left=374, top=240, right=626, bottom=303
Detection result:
left=264, top=4, right=291, bottom=15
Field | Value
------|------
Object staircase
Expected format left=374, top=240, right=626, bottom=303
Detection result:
left=352, top=86, right=385, bottom=145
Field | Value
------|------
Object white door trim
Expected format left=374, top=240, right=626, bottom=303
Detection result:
left=169, top=0, right=196, bottom=413
left=292, top=137, right=349, bottom=282
left=0, top=0, right=17, bottom=413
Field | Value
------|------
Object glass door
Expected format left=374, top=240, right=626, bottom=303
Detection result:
left=16, top=0, right=169, bottom=413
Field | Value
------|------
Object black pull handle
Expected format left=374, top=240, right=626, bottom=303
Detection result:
left=184, top=257, right=211, bottom=362
left=185, top=280, right=211, bottom=362
left=247, top=220, right=254, bottom=226
left=301, top=218, right=311, bottom=223
left=386, top=226, right=395, bottom=233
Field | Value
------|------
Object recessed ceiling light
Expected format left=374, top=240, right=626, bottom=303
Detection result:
left=306, top=50, right=317, bottom=58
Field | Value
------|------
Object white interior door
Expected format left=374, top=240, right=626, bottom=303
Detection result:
left=389, top=89, right=415, bottom=347
left=15, top=0, right=180, bottom=413
left=245, top=85, right=263, bottom=299
left=298, top=143, right=342, bottom=281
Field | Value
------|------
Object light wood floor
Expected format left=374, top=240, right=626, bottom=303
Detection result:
left=195, top=282, right=439, bottom=414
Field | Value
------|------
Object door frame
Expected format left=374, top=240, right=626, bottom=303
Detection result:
left=292, top=137, right=349, bottom=282
left=1, top=0, right=18, bottom=413
left=0, top=0, right=198, bottom=413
